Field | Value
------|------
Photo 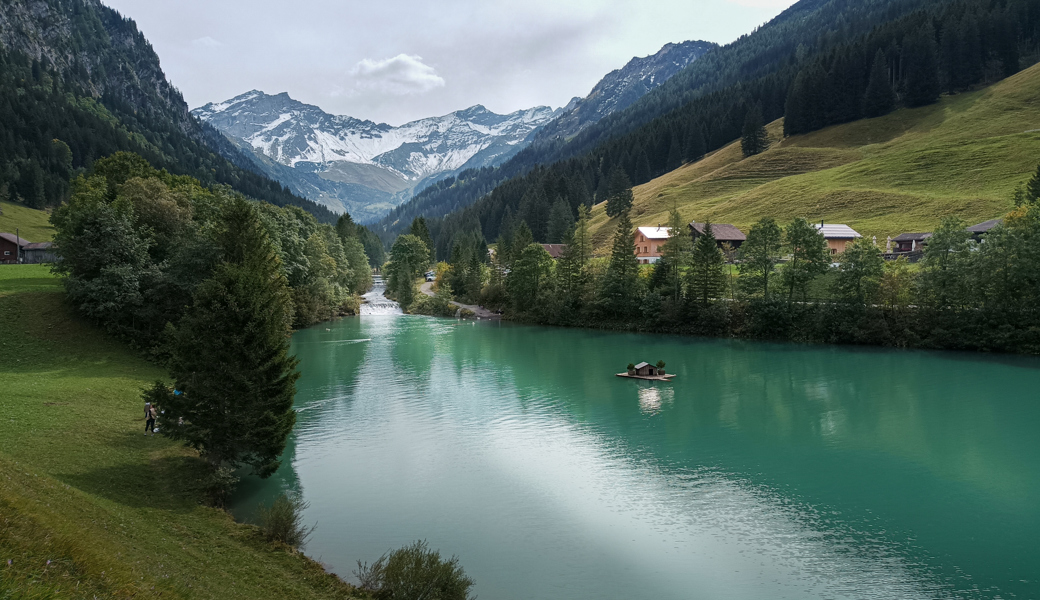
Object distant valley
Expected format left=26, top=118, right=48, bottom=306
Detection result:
left=195, top=40, right=714, bottom=223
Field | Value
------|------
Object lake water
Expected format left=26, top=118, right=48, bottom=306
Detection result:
left=232, top=297, right=1040, bottom=600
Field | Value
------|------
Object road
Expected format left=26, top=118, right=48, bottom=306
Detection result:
left=420, top=282, right=501, bottom=320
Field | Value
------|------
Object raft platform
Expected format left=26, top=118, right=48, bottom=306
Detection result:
left=616, top=373, right=676, bottom=381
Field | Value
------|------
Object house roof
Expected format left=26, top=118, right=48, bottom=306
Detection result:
left=636, top=226, right=671, bottom=240
left=540, top=244, right=567, bottom=259
left=967, top=218, right=1003, bottom=233
left=892, top=232, right=932, bottom=242
left=634, top=362, right=650, bottom=369
left=0, top=232, right=30, bottom=246
left=814, top=224, right=862, bottom=239
left=688, top=222, right=747, bottom=241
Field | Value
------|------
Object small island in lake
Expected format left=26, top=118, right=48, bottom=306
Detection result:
left=617, top=361, right=675, bottom=381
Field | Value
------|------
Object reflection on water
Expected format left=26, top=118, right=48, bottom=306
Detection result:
left=637, top=385, right=674, bottom=415
left=233, top=317, right=1040, bottom=600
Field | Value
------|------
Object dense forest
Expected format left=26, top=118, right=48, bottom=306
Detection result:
left=0, top=0, right=336, bottom=222
left=51, top=152, right=372, bottom=353
left=379, top=0, right=1040, bottom=258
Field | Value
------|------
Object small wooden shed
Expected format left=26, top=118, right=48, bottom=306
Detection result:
left=633, top=362, right=660, bottom=377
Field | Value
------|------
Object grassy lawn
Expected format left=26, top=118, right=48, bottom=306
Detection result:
left=0, top=266, right=361, bottom=599
left=0, top=201, right=55, bottom=243
left=589, top=62, right=1040, bottom=253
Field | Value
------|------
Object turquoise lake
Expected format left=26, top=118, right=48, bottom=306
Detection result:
left=232, top=304, right=1040, bottom=599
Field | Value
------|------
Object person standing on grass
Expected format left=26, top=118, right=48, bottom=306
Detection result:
left=145, top=402, right=157, bottom=435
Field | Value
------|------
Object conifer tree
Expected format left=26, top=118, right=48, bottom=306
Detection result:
left=739, top=217, right=783, bottom=298
left=152, top=197, right=299, bottom=478
left=599, top=210, right=641, bottom=319
left=659, top=208, right=692, bottom=304
left=511, top=221, right=534, bottom=261
left=546, top=197, right=575, bottom=244
left=741, top=104, right=768, bottom=158
left=605, top=167, right=634, bottom=217
left=665, top=134, right=683, bottom=172
left=683, top=125, right=706, bottom=163
left=556, top=205, right=593, bottom=311
left=903, top=24, right=941, bottom=107
left=410, top=216, right=435, bottom=264
left=863, top=49, right=896, bottom=118
left=687, top=220, right=725, bottom=306
left=1024, top=162, right=1040, bottom=205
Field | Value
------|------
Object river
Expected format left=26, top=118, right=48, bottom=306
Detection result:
left=231, top=292, right=1040, bottom=600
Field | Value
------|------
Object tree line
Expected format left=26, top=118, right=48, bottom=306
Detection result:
left=385, top=163, right=1040, bottom=355
left=52, top=152, right=372, bottom=350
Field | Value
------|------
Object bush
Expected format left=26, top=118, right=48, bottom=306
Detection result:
left=354, top=540, right=474, bottom=600
left=257, top=493, right=315, bottom=550
left=205, top=465, right=239, bottom=508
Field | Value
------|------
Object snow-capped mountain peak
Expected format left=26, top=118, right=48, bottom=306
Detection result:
left=193, top=91, right=561, bottom=222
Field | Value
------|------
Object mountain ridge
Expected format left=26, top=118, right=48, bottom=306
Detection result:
left=195, top=91, right=561, bottom=222
left=535, top=40, right=716, bottom=142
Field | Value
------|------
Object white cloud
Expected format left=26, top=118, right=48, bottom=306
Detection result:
left=351, top=54, right=446, bottom=96
left=190, top=36, right=223, bottom=48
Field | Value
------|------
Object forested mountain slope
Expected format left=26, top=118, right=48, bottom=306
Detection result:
left=419, top=0, right=1040, bottom=257
left=0, top=0, right=335, bottom=222
left=534, top=40, right=715, bottom=142
left=378, top=0, right=988, bottom=241
left=586, top=61, right=1040, bottom=251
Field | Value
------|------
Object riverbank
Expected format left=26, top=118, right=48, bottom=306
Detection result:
left=500, top=298, right=1040, bottom=356
left=0, top=265, right=363, bottom=599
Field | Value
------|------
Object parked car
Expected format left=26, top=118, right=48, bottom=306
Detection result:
left=425, top=271, right=436, bottom=282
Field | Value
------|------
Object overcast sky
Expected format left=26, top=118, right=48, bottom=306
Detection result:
left=102, top=0, right=797, bottom=126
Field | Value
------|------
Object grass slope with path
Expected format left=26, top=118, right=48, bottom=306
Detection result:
left=0, top=201, right=54, bottom=243
left=588, top=63, right=1040, bottom=252
left=0, top=265, right=362, bottom=599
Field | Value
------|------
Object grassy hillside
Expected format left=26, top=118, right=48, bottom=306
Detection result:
left=589, top=62, right=1040, bottom=251
left=0, top=266, right=361, bottom=599
left=0, top=201, right=55, bottom=242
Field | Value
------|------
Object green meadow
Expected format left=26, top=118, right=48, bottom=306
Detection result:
left=0, top=265, right=361, bottom=599
left=589, top=62, right=1040, bottom=251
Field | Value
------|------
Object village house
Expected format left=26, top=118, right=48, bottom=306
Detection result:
left=540, top=244, right=567, bottom=259
left=814, top=223, right=862, bottom=255
left=634, top=226, right=670, bottom=264
left=891, top=232, right=932, bottom=254
left=967, top=219, right=1002, bottom=241
left=0, top=232, right=28, bottom=265
left=688, top=222, right=746, bottom=251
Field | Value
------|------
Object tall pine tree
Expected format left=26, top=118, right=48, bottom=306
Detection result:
left=687, top=220, right=726, bottom=306
left=150, top=197, right=300, bottom=478
left=605, top=167, right=634, bottom=217
left=863, top=49, right=896, bottom=118
left=741, top=104, right=768, bottom=158
left=599, top=210, right=641, bottom=319
left=903, top=24, right=941, bottom=108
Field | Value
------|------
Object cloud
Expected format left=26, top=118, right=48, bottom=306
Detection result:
left=350, top=54, right=446, bottom=96
left=190, top=36, right=223, bottom=48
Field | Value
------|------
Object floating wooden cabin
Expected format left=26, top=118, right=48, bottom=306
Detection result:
left=617, top=362, right=676, bottom=381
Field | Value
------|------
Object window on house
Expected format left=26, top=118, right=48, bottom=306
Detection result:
left=3, top=251, right=9, bottom=256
